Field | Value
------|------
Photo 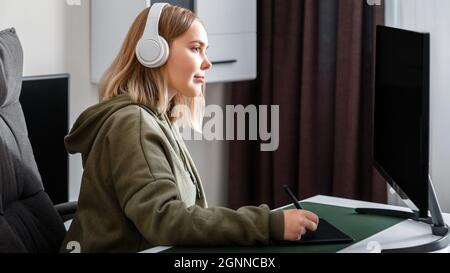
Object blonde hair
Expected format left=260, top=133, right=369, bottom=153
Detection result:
left=99, top=4, right=205, bottom=131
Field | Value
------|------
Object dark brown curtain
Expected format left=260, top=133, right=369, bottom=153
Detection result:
left=227, top=0, right=386, bottom=209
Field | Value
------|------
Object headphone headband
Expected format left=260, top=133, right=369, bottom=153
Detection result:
left=142, top=3, right=168, bottom=39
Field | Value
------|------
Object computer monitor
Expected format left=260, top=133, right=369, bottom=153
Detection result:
left=355, top=25, right=449, bottom=252
left=373, top=25, right=429, bottom=218
left=19, top=74, right=69, bottom=204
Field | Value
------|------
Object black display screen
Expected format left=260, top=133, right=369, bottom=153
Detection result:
left=374, top=26, right=430, bottom=218
left=20, top=74, right=69, bottom=204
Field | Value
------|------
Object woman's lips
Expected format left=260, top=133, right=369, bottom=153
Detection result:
left=193, top=75, right=205, bottom=83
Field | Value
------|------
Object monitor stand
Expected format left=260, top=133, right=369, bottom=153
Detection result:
left=355, top=176, right=450, bottom=253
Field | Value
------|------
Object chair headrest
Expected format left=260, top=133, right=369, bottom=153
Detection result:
left=0, top=28, right=23, bottom=108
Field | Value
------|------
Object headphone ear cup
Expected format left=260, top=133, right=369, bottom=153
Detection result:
left=155, top=35, right=169, bottom=67
left=135, top=36, right=169, bottom=68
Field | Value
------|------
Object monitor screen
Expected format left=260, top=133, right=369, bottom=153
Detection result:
left=19, top=74, right=69, bottom=204
left=374, top=26, right=430, bottom=218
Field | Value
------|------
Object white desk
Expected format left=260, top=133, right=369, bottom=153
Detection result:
left=301, top=195, right=450, bottom=253
left=143, top=195, right=450, bottom=253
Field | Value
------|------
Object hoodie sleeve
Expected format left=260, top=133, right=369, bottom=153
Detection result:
left=105, top=106, right=284, bottom=246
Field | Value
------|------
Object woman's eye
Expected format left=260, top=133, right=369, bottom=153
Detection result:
left=191, top=47, right=201, bottom=53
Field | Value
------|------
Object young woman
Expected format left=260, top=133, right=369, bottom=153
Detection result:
left=61, top=3, right=318, bottom=252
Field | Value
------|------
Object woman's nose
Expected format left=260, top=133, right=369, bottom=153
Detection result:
left=201, top=56, right=212, bottom=71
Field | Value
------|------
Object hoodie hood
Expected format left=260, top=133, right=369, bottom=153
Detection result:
left=65, top=94, right=160, bottom=165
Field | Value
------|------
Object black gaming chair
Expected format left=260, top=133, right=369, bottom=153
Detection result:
left=0, top=27, right=76, bottom=253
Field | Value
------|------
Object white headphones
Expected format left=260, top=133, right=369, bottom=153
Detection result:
left=135, top=3, right=169, bottom=68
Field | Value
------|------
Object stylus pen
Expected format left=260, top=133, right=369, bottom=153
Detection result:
left=283, top=184, right=304, bottom=210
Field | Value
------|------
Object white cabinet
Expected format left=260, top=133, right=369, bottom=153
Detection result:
left=196, top=0, right=256, bottom=34
left=196, top=0, right=256, bottom=82
left=90, top=0, right=256, bottom=83
left=90, top=0, right=147, bottom=83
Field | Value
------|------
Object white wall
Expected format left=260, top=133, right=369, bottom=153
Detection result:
left=385, top=0, right=450, bottom=213
left=0, top=0, right=229, bottom=206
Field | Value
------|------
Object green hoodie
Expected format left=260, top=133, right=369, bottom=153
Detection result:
left=60, top=94, right=284, bottom=253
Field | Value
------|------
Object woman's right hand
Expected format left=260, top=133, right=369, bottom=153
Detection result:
left=283, top=209, right=319, bottom=240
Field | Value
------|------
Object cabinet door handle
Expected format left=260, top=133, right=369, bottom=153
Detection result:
left=211, top=59, right=237, bottom=65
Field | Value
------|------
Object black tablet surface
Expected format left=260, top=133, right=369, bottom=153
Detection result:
left=274, top=218, right=354, bottom=245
